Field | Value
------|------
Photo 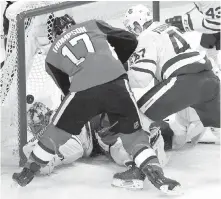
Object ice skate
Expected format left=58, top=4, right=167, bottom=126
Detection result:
left=112, top=162, right=145, bottom=190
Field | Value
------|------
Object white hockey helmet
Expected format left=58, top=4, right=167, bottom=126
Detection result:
left=123, top=4, right=153, bottom=36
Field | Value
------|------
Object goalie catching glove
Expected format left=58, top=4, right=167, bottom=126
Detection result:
left=165, top=14, right=194, bottom=32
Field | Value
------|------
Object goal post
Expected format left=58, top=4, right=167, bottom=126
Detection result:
left=152, top=1, right=160, bottom=22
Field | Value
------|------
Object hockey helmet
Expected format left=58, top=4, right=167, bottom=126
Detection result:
left=53, top=14, right=76, bottom=37
left=123, top=4, right=153, bottom=36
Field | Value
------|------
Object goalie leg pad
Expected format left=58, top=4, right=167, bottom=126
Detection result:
left=39, top=134, right=85, bottom=175
left=109, top=137, right=132, bottom=166
left=76, top=123, right=93, bottom=157
left=30, top=124, right=72, bottom=167
left=59, top=135, right=84, bottom=165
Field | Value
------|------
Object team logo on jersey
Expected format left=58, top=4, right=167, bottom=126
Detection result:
left=134, top=121, right=140, bottom=130
left=128, top=9, right=133, bottom=14
left=129, top=48, right=146, bottom=65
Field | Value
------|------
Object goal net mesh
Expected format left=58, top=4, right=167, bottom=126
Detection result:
left=0, top=1, right=153, bottom=166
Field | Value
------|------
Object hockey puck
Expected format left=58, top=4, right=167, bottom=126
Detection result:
left=26, top=94, right=34, bottom=104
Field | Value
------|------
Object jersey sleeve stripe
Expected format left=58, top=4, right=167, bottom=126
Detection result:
left=169, top=56, right=213, bottom=78
left=202, top=20, right=220, bottom=32
left=161, top=51, right=199, bottom=78
left=135, top=59, right=156, bottom=65
left=130, top=66, right=158, bottom=82
left=186, top=14, right=194, bottom=30
left=161, top=51, right=206, bottom=79
left=205, top=19, right=221, bottom=26
left=131, top=67, right=155, bottom=77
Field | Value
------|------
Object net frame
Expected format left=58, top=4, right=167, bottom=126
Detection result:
left=152, top=1, right=160, bottom=22
left=3, top=1, right=94, bottom=166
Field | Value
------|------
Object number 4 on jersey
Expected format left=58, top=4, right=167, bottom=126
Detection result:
left=167, top=30, right=190, bottom=54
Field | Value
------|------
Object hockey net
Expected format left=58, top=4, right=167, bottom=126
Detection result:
left=0, top=1, right=154, bottom=166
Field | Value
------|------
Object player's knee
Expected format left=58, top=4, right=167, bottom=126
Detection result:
left=120, top=129, right=150, bottom=155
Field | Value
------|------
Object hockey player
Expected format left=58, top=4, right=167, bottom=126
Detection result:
left=165, top=2, right=220, bottom=70
left=113, top=4, right=220, bottom=189
left=12, top=14, right=181, bottom=194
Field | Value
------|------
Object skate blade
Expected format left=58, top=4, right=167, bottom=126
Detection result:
left=160, top=185, right=184, bottom=196
left=111, top=179, right=143, bottom=190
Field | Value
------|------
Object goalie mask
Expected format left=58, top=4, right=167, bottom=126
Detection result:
left=123, top=4, right=153, bottom=36
left=27, top=102, right=54, bottom=137
left=53, top=14, right=76, bottom=38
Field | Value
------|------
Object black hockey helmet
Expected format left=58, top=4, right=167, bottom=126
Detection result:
left=53, top=14, right=76, bottom=37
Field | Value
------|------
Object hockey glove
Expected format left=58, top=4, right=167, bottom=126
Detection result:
left=165, top=14, right=193, bottom=32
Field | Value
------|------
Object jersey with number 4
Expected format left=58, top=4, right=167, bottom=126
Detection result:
left=189, top=2, right=220, bottom=33
left=127, top=22, right=208, bottom=88
left=45, top=20, right=137, bottom=93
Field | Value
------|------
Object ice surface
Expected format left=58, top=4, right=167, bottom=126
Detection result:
left=1, top=144, right=220, bottom=199
left=1, top=2, right=220, bottom=199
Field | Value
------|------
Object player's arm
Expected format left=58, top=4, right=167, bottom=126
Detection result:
left=127, top=34, right=157, bottom=88
left=96, top=20, right=138, bottom=64
left=45, top=62, right=70, bottom=96
left=165, top=4, right=220, bottom=34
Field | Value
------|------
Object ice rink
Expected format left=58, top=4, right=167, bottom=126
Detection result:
left=1, top=1, right=220, bottom=199
left=1, top=144, right=220, bottom=199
